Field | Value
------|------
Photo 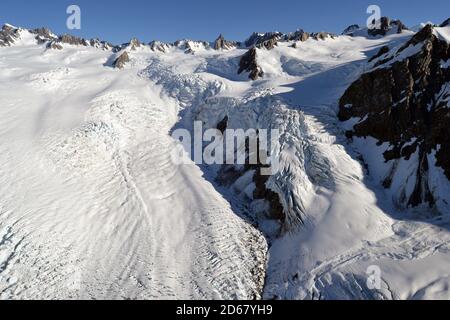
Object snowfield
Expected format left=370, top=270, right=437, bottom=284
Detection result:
left=0, top=26, right=450, bottom=300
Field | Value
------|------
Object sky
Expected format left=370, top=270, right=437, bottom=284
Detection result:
left=1, top=0, right=449, bottom=44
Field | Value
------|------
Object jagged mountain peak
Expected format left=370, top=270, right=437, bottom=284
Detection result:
left=213, top=34, right=239, bottom=50
left=339, top=21, right=450, bottom=211
left=440, top=17, right=450, bottom=27
left=0, top=23, right=21, bottom=47
left=344, top=17, right=409, bottom=38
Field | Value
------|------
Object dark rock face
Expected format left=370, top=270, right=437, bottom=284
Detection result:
left=0, top=24, right=20, bottom=47
left=58, top=34, right=89, bottom=46
left=43, top=32, right=113, bottom=50
left=368, top=17, right=391, bottom=36
left=129, top=38, right=142, bottom=50
left=216, top=116, right=228, bottom=134
left=214, top=129, right=286, bottom=228
left=89, top=38, right=113, bottom=50
left=149, top=40, right=171, bottom=53
left=46, top=41, right=63, bottom=50
left=253, top=168, right=285, bottom=222
left=368, top=17, right=408, bottom=37
left=31, top=27, right=56, bottom=44
left=311, top=32, right=336, bottom=40
left=213, top=34, right=238, bottom=50
left=393, top=20, right=408, bottom=33
left=245, top=32, right=283, bottom=48
left=285, top=29, right=310, bottom=42
left=256, top=37, right=278, bottom=50
left=440, top=18, right=450, bottom=27
left=342, top=24, right=360, bottom=35
left=113, top=52, right=130, bottom=69
left=181, top=40, right=210, bottom=54
left=368, top=45, right=390, bottom=63
left=238, top=48, right=264, bottom=80
left=339, top=24, right=450, bottom=208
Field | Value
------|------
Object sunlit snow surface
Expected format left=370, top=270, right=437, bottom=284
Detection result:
left=0, top=28, right=449, bottom=300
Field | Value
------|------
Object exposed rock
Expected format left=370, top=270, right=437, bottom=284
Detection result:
left=253, top=167, right=285, bottom=222
left=245, top=32, right=283, bottom=48
left=397, top=24, right=433, bottom=53
left=339, top=24, right=450, bottom=209
left=368, top=45, right=390, bottom=63
left=31, top=27, right=56, bottom=44
left=113, top=51, right=130, bottom=69
left=216, top=116, right=228, bottom=134
left=238, top=48, right=264, bottom=80
left=46, top=41, right=63, bottom=50
left=393, top=19, right=408, bottom=33
left=213, top=34, right=238, bottom=50
left=342, top=24, right=360, bottom=35
left=45, top=34, right=112, bottom=51
left=311, top=32, right=336, bottom=40
left=174, top=39, right=210, bottom=54
left=368, top=17, right=408, bottom=37
left=368, top=17, right=391, bottom=36
left=0, top=24, right=20, bottom=47
left=129, top=38, right=142, bottom=50
left=149, top=40, right=171, bottom=53
left=440, top=18, right=450, bottom=27
left=213, top=131, right=285, bottom=227
left=285, top=29, right=310, bottom=42
left=58, top=34, right=89, bottom=46
left=255, top=37, right=278, bottom=50
left=89, top=38, right=113, bottom=50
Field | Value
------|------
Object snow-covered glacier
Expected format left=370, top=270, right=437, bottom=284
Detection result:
left=0, top=22, right=450, bottom=300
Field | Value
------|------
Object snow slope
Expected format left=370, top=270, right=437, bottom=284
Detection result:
left=0, top=29, right=266, bottom=299
left=1, top=26, right=449, bottom=300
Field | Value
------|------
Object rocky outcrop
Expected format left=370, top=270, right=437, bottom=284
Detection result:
left=440, top=18, right=450, bottom=28
left=256, top=37, right=278, bottom=50
left=285, top=29, right=310, bottom=42
left=46, top=41, right=63, bottom=50
left=338, top=24, right=450, bottom=209
left=253, top=168, right=285, bottom=222
left=58, top=34, right=89, bottom=46
left=129, top=38, right=142, bottom=50
left=42, top=32, right=113, bottom=50
left=89, top=38, right=114, bottom=50
left=212, top=119, right=286, bottom=227
left=31, top=27, right=56, bottom=44
left=243, top=29, right=336, bottom=49
left=238, top=48, right=264, bottom=80
left=0, top=24, right=20, bottom=47
left=368, top=17, right=408, bottom=36
left=245, top=32, right=283, bottom=48
left=213, top=34, right=238, bottom=50
left=342, top=24, right=360, bottom=35
left=173, top=39, right=210, bottom=54
left=113, top=51, right=130, bottom=69
left=368, top=45, right=390, bottom=63
left=149, top=40, right=171, bottom=53
left=311, top=32, right=336, bottom=40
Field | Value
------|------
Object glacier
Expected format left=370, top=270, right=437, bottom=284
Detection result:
left=0, top=23, right=449, bottom=300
